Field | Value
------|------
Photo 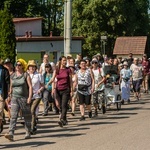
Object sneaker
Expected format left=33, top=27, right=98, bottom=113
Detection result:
left=30, top=126, right=37, bottom=135
left=42, top=113, right=48, bottom=116
left=93, top=109, right=98, bottom=117
left=5, top=133, right=14, bottom=141
left=88, top=111, right=92, bottom=118
left=79, top=116, right=85, bottom=121
left=127, top=99, right=130, bottom=104
left=25, top=132, right=31, bottom=139
left=121, top=99, right=124, bottom=105
left=71, top=112, right=75, bottom=116
left=0, top=123, right=3, bottom=133
left=58, top=120, right=63, bottom=127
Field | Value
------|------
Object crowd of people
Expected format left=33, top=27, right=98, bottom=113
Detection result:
left=0, top=52, right=150, bottom=141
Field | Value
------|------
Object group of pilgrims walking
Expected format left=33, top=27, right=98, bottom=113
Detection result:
left=0, top=52, right=150, bottom=141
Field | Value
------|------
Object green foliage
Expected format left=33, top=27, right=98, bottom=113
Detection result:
left=0, top=7, right=16, bottom=63
left=72, top=0, right=150, bottom=57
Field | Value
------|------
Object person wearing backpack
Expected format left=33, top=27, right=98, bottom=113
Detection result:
left=5, top=59, right=32, bottom=141
left=91, top=59, right=105, bottom=117
left=0, top=58, right=10, bottom=134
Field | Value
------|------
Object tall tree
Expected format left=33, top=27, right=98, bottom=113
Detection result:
left=0, top=6, right=16, bottom=63
left=72, top=0, right=150, bottom=57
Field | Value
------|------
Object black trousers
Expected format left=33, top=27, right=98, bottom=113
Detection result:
left=56, top=88, right=70, bottom=121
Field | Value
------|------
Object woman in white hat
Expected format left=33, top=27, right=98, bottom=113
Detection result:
left=120, top=61, right=132, bottom=104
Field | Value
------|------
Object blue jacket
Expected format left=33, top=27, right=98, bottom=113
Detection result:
left=0, top=65, right=10, bottom=100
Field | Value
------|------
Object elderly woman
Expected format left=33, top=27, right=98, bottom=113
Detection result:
left=77, top=60, right=95, bottom=121
left=5, top=59, right=32, bottom=141
left=27, top=60, right=44, bottom=134
left=120, top=61, right=132, bottom=104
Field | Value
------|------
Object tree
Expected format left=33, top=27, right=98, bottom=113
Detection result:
left=0, top=6, right=16, bottom=63
left=72, top=0, right=150, bottom=57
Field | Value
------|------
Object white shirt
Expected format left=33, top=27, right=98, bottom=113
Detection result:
left=130, top=64, right=143, bottom=81
left=40, top=62, right=55, bottom=75
left=29, top=71, right=44, bottom=99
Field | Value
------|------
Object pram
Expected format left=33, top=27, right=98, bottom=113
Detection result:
left=97, top=65, right=122, bottom=112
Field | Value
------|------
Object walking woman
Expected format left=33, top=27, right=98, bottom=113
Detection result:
left=42, top=63, right=54, bottom=116
left=52, top=56, right=73, bottom=127
left=120, top=61, right=132, bottom=104
left=77, top=60, right=95, bottom=121
left=27, top=60, right=44, bottom=134
left=5, top=59, right=32, bottom=141
left=130, top=58, right=143, bottom=100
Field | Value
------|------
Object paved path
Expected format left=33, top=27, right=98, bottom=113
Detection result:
left=0, top=93, right=150, bottom=150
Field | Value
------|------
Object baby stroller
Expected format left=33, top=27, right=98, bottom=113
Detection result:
left=103, top=65, right=122, bottom=110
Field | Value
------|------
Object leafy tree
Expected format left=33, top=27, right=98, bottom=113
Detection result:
left=72, top=0, right=150, bottom=57
left=0, top=6, right=16, bottom=63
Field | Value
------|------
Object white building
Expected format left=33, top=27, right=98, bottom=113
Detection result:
left=13, top=18, right=83, bottom=63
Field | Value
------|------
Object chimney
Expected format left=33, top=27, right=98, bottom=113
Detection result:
left=29, top=31, right=32, bottom=37
left=50, top=31, right=53, bottom=37
left=25, top=31, right=29, bottom=37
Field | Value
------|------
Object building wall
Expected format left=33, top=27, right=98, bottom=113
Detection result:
left=14, top=20, right=42, bottom=36
left=16, top=40, right=82, bottom=53
left=16, top=40, right=82, bottom=63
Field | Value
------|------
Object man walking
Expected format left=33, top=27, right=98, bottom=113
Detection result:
left=0, top=58, right=10, bottom=134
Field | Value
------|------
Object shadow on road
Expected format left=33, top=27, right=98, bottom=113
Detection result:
left=0, top=141, right=55, bottom=149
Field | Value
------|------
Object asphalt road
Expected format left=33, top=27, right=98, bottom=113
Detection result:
left=0, top=93, right=150, bottom=150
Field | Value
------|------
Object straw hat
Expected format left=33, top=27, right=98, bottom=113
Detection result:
left=17, top=58, right=27, bottom=72
left=27, top=60, right=37, bottom=68
left=123, top=61, right=128, bottom=66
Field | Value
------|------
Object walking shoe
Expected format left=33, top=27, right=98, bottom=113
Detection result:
left=0, top=123, right=3, bottom=133
left=93, top=109, right=98, bottom=117
left=121, top=99, right=124, bottom=105
left=58, top=120, right=63, bottom=127
left=42, top=113, right=48, bottom=116
left=5, top=133, right=14, bottom=141
left=30, top=126, right=37, bottom=135
left=79, top=116, right=85, bottom=121
left=25, top=132, right=31, bottom=139
left=127, top=99, right=130, bottom=104
left=88, top=111, right=92, bottom=118
left=71, top=112, right=75, bottom=116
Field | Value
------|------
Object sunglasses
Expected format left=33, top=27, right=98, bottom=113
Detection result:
left=16, top=64, right=22, bottom=66
left=92, top=62, right=98, bottom=64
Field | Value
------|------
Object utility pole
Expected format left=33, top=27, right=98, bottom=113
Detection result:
left=64, top=0, right=72, bottom=56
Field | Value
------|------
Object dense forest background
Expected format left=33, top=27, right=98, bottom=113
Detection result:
left=0, top=0, right=150, bottom=57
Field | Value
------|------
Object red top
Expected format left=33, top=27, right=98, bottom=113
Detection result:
left=142, top=60, right=150, bottom=75
left=56, top=68, right=71, bottom=90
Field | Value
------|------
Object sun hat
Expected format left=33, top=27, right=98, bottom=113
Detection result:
left=123, top=61, right=128, bottom=66
left=4, top=58, right=11, bottom=64
left=92, top=58, right=98, bottom=63
left=27, top=60, right=37, bottom=68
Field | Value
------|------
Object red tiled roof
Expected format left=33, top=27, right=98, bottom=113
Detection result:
left=113, top=36, right=147, bottom=55
left=13, top=17, right=43, bottom=23
left=16, top=36, right=84, bottom=41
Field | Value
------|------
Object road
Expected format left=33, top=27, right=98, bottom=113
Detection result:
left=0, top=93, right=150, bottom=150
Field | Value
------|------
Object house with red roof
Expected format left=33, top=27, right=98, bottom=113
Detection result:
left=113, top=36, right=149, bottom=59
